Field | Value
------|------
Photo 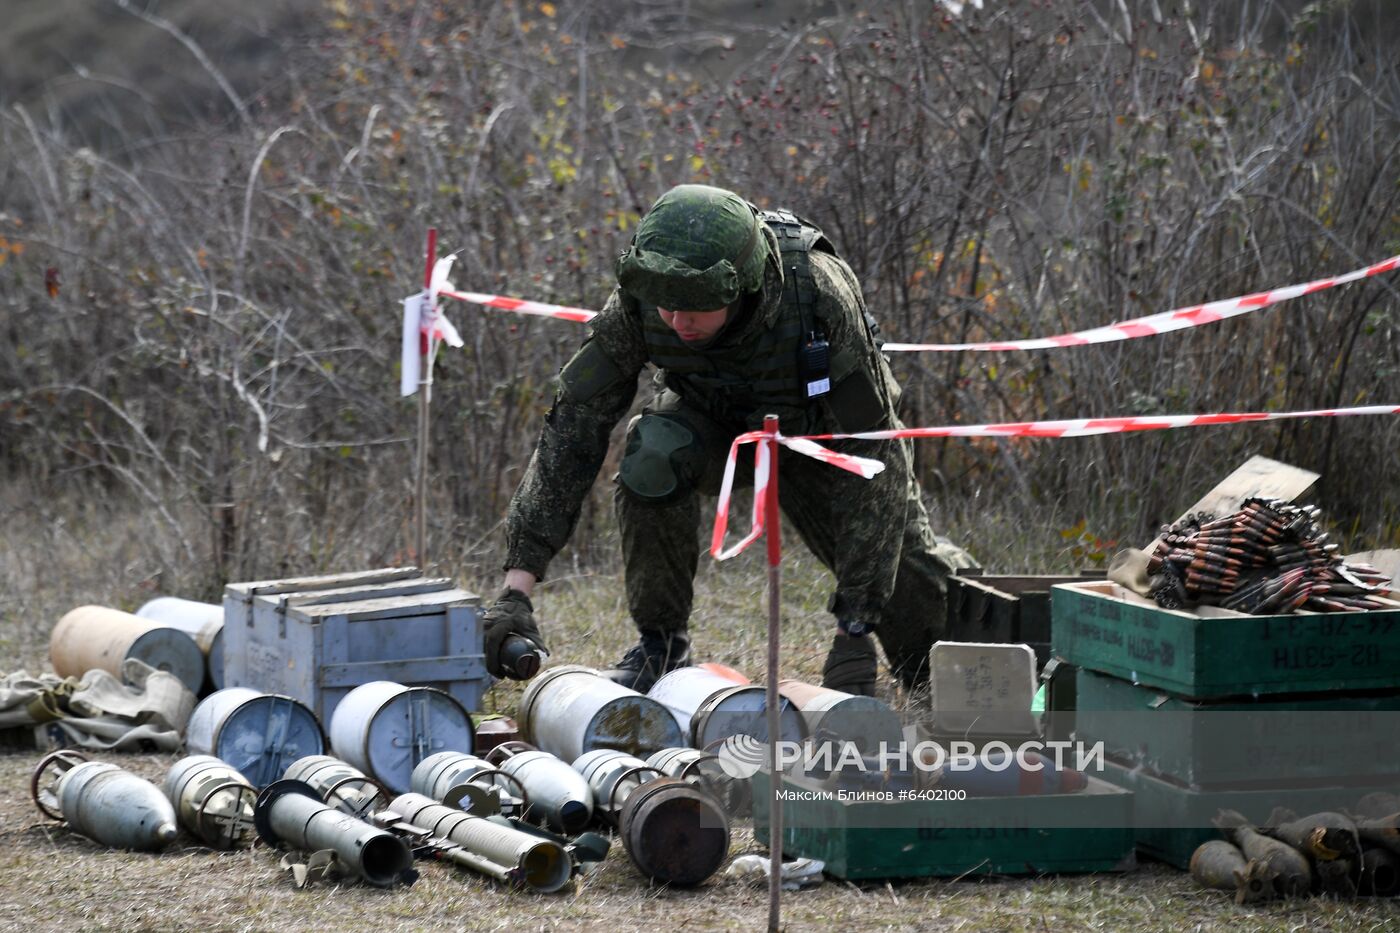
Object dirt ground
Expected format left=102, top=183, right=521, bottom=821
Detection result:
left=4, top=499, right=1400, bottom=932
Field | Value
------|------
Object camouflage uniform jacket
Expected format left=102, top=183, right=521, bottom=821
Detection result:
left=504, top=229, right=920, bottom=629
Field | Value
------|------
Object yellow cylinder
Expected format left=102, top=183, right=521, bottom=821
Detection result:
left=50, top=605, right=205, bottom=693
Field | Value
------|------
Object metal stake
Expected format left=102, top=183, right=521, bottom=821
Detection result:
left=415, top=228, right=437, bottom=567
left=763, top=413, right=783, bottom=932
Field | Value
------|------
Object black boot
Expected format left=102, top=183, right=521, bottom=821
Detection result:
left=820, top=633, right=877, bottom=697
left=602, top=629, right=691, bottom=692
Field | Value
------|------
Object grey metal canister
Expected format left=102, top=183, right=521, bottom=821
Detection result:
left=281, top=755, right=389, bottom=818
left=185, top=688, right=325, bottom=789
left=162, top=755, right=257, bottom=849
left=33, top=750, right=178, bottom=852
left=646, top=746, right=719, bottom=781
left=777, top=678, right=904, bottom=755
left=618, top=776, right=730, bottom=886
left=254, top=780, right=414, bottom=887
left=390, top=793, right=572, bottom=893
left=328, top=681, right=475, bottom=795
left=50, top=605, right=205, bottom=695
left=491, top=747, right=594, bottom=833
left=519, top=665, right=684, bottom=761
left=646, top=746, right=751, bottom=816
left=409, top=751, right=523, bottom=817
left=651, top=667, right=809, bottom=750
left=136, top=596, right=226, bottom=690
left=572, top=748, right=659, bottom=823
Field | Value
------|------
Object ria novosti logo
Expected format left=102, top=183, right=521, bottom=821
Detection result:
left=716, top=729, right=1105, bottom=780
left=716, top=734, right=769, bottom=779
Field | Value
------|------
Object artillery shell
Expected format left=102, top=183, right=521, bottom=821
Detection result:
left=1360, top=848, right=1400, bottom=897
left=1189, top=839, right=1248, bottom=892
left=1314, top=857, right=1359, bottom=898
left=1270, top=811, right=1361, bottom=863
left=1215, top=809, right=1313, bottom=896
left=1356, top=814, right=1400, bottom=856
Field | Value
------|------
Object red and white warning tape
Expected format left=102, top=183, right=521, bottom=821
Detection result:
left=429, top=251, right=1398, bottom=352
left=439, top=288, right=597, bottom=324
left=710, top=432, right=885, bottom=559
left=710, top=404, right=1400, bottom=559
left=881, top=254, right=1400, bottom=351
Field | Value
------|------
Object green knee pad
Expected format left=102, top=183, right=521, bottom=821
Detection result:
left=618, top=414, right=705, bottom=504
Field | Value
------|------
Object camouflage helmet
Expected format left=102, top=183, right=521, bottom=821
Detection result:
left=615, top=184, right=769, bottom=311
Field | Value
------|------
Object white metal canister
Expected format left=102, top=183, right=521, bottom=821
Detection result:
left=328, top=681, right=475, bottom=794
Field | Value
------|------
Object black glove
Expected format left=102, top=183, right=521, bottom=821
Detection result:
left=482, top=588, right=547, bottom=680
left=821, top=631, right=877, bottom=697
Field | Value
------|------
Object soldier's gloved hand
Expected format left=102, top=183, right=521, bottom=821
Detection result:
left=821, top=627, right=878, bottom=697
left=482, top=588, right=547, bottom=680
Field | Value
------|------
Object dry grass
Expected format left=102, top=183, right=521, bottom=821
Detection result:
left=3, top=743, right=1398, bottom=933
left=4, top=492, right=1400, bottom=932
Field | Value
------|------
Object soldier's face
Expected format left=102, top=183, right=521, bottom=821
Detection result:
left=658, top=306, right=730, bottom=343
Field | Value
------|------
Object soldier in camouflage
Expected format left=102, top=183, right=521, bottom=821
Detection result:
left=481, top=184, right=976, bottom=697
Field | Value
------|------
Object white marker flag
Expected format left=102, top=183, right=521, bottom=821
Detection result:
left=400, top=293, right=424, bottom=397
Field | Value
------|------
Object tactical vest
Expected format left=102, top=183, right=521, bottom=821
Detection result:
left=639, top=209, right=848, bottom=429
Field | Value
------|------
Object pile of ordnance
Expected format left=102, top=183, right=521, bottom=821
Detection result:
left=30, top=739, right=736, bottom=891
left=1190, top=797, right=1400, bottom=903
left=27, top=645, right=1123, bottom=890
left=1147, top=498, right=1393, bottom=612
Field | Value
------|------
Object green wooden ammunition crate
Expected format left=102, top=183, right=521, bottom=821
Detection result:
left=1074, top=669, right=1400, bottom=787
left=1098, top=758, right=1399, bottom=869
left=751, top=771, right=1136, bottom=879
left=1051, top=581, right=1400, bottom=698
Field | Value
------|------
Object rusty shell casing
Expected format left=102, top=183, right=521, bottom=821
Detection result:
left=1189, top=839, right=1248, bottom=891
left=1360, top=848, right=1400, bottom=897
left=1355, top=793, right=1400, bottom=820
left=1356, top=813, right=1400, bottom=856
left=388, top=793, right=571, bottom=892
left=163, top=755, right=257, bottom=849
left=254, top=780, right=413, bottom=887
left=777, top=679, right=903, bottom=755
left=1271, top=811, right=1361, bottom=862
left=1233, top=858, right=1282, bottom=905
left=50, top=605, right=205, bottom=695
left=617, top=777, right=730, bottom=887
left=48, top=760, right=178, bottom=851
left=1315, top=858, right=1359, bottom=898
left=1224, top=823, right=1313, bottom=896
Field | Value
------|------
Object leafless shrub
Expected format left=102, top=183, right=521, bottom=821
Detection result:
left=1, top=0, right=1396, bottom=593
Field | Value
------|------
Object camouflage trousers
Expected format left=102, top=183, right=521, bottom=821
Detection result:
left=615, top=391, right=968, bottom=690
